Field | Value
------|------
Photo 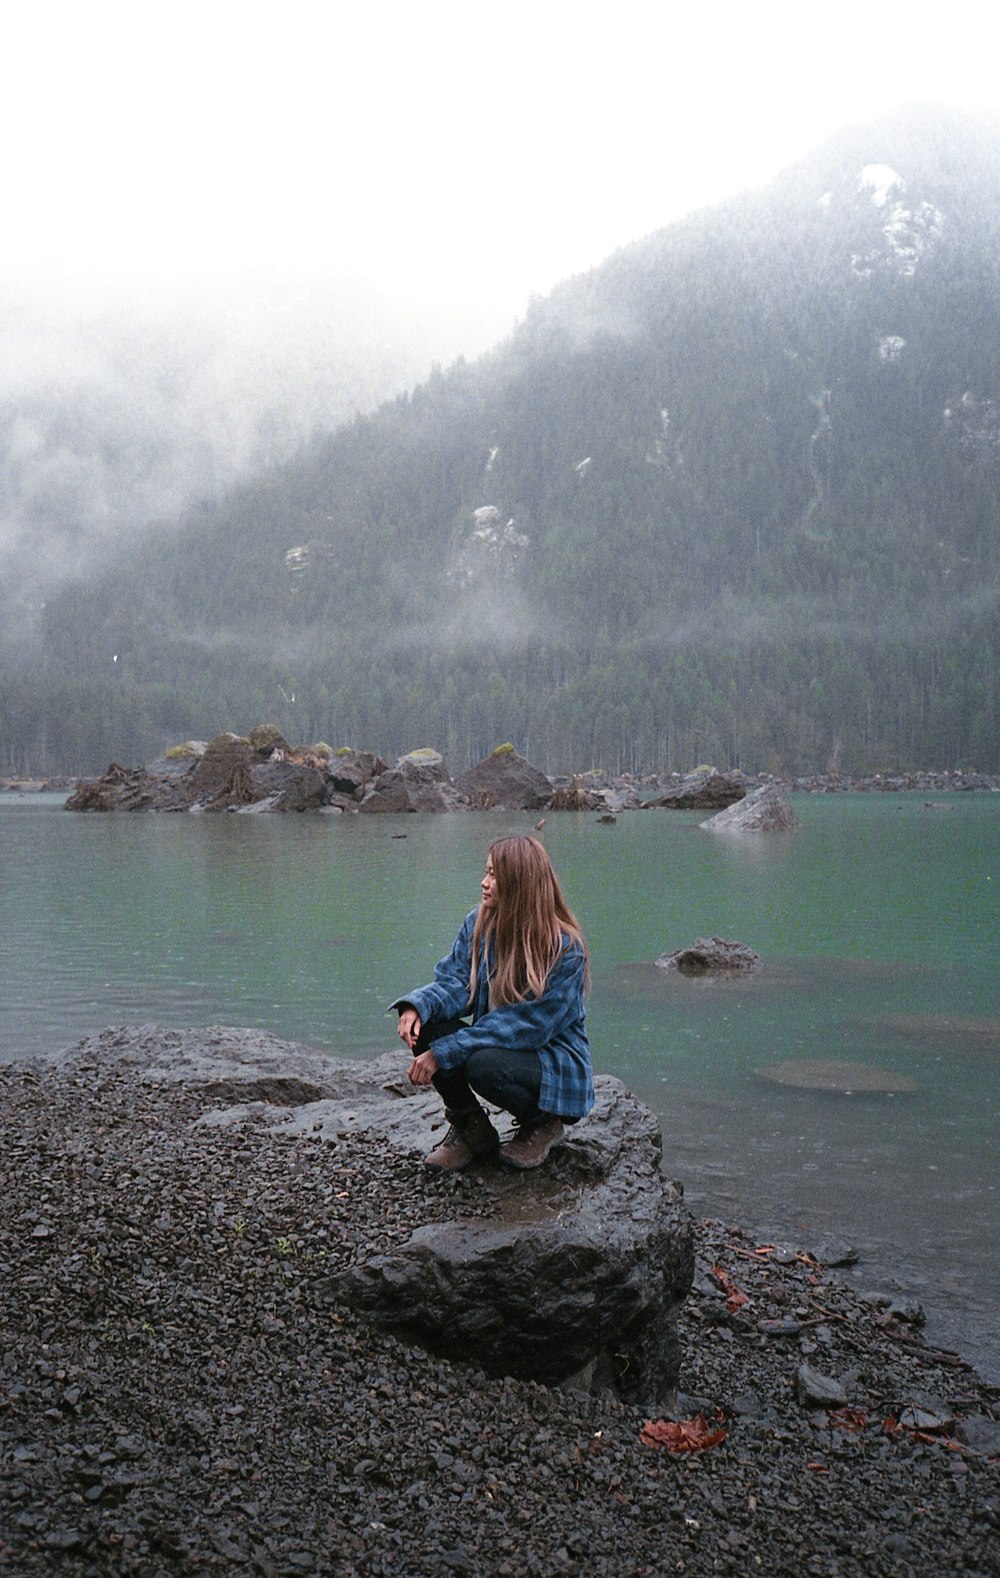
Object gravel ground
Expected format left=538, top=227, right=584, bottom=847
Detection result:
left=2, top=1056, right=997, bottom=1578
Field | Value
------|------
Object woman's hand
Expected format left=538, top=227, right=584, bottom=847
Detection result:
left=397, top=1006, right=422, bottom=1049
left=407, top=1049, right=439, bottom=1086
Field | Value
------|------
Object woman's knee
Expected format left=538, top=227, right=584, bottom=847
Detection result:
left=465, top=1047, right=542, bottom=1111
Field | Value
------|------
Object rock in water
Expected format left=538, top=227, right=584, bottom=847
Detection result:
left=360, top=754, right=470, bottom=812
left=64, top=732, right=389, bottom=814
left=453, top=747, right=554, bottom=810
left=656, top=937, right=762, bottom=975
left=701, top=780, right=797, bottom=831
left=646, top=768, right=749, bottom=810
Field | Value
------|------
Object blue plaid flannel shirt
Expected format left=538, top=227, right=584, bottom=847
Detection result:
left=392, top=909, right=595, bottom=1120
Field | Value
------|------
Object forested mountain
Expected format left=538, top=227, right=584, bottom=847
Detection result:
left=6, top=106, right=999, bottom=776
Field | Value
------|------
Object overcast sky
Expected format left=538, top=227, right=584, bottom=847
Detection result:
left=5, top=0, right=999, bottom=340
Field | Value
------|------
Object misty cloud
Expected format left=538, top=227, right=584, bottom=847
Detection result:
left=641, top=586, right=1000, bottom=653
left=0, top=277, right=512, bottom=644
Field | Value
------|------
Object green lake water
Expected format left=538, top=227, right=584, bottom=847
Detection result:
left=2, top=792, right=997, bottom=1378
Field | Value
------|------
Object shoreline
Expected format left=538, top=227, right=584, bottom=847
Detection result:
left=4, top=767, right=1000, bottom=798
left=3, top=1037, right=997, bottom=1576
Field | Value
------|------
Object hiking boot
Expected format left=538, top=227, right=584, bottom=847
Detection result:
left=424, top=1104, right=500, bottom=1171
left=453, top=1102, right=501, bottom=1161
left=423, top=1124, right=473, bottom=1171
left=499, top=1116, right=565, bottom=1171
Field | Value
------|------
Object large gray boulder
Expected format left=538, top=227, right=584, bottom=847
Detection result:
left=357, top=767, right=414, bottom=813
left=359, top=759, right=470, bottom=813
left=248, top=759, right=328, bottom=811
left=454, top=747, right=553, bottom=811
left=325, top=749, right=386, bottom=800
left=646, top=768, right=749, bottom=810
left=327, top=1080, right=693, bottom=1406
left=396, top=747, right=445, bottom=772
left=57, top=1027, right=693, bottom=1407
left=701, top=780, right=798, bottom=832
left=189, top=733, right=256, bottom=803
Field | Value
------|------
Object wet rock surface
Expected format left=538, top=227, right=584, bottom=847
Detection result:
left=336, top=1090, right=691, bottom=1404
left=40, top=1030, right=695, bottom=1408
left=360, top=756, right=471, bottom=814
left=3, top=1030, right=998, bottom=1577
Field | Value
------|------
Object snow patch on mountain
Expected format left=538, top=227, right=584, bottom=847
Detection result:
left=943, top=391, right=1000, bottom=461
left=850, top=166, right=944, bottom=279
left=858, top=164, right=905, bottom=207
left=448, top=506, right=530, bottom=588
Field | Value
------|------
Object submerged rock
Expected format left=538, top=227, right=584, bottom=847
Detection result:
left=755, top=1059, right=919, bottom=1095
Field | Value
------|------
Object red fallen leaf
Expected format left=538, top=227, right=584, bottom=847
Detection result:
left=710, top=1264, right=749, bottom=1312
left=882, top=1416, right=968, bottom=1452
left=828, top=1407, right=868, bottom=1434
left=640, top=1414, right=728, bottom=1452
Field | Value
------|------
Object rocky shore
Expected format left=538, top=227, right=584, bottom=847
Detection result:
left=3, top=1030, right=997, bottom=1577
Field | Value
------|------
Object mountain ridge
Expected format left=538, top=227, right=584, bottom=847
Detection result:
left=7, top=105, right=999, bottom=776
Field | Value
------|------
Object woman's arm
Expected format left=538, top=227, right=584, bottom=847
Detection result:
left=389, top=910, right=477, bottom=1028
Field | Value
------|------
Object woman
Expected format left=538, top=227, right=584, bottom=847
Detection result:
left=392, top=835, right=594, bottom=1172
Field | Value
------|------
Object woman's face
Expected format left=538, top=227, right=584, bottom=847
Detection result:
left=480, top=857, right=499, bottom=910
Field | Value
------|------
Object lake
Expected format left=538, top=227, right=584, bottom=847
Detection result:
left=2, top=791, right=997, bottom=1379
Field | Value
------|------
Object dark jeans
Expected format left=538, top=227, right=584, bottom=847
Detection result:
left=416, top=1017, right=544, bottom=1128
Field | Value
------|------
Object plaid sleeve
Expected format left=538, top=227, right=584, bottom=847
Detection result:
left=389, top=910, right=476, bottom=1026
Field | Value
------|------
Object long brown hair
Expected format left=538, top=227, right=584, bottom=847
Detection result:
left=469, top=835, right=589, bottom=1007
